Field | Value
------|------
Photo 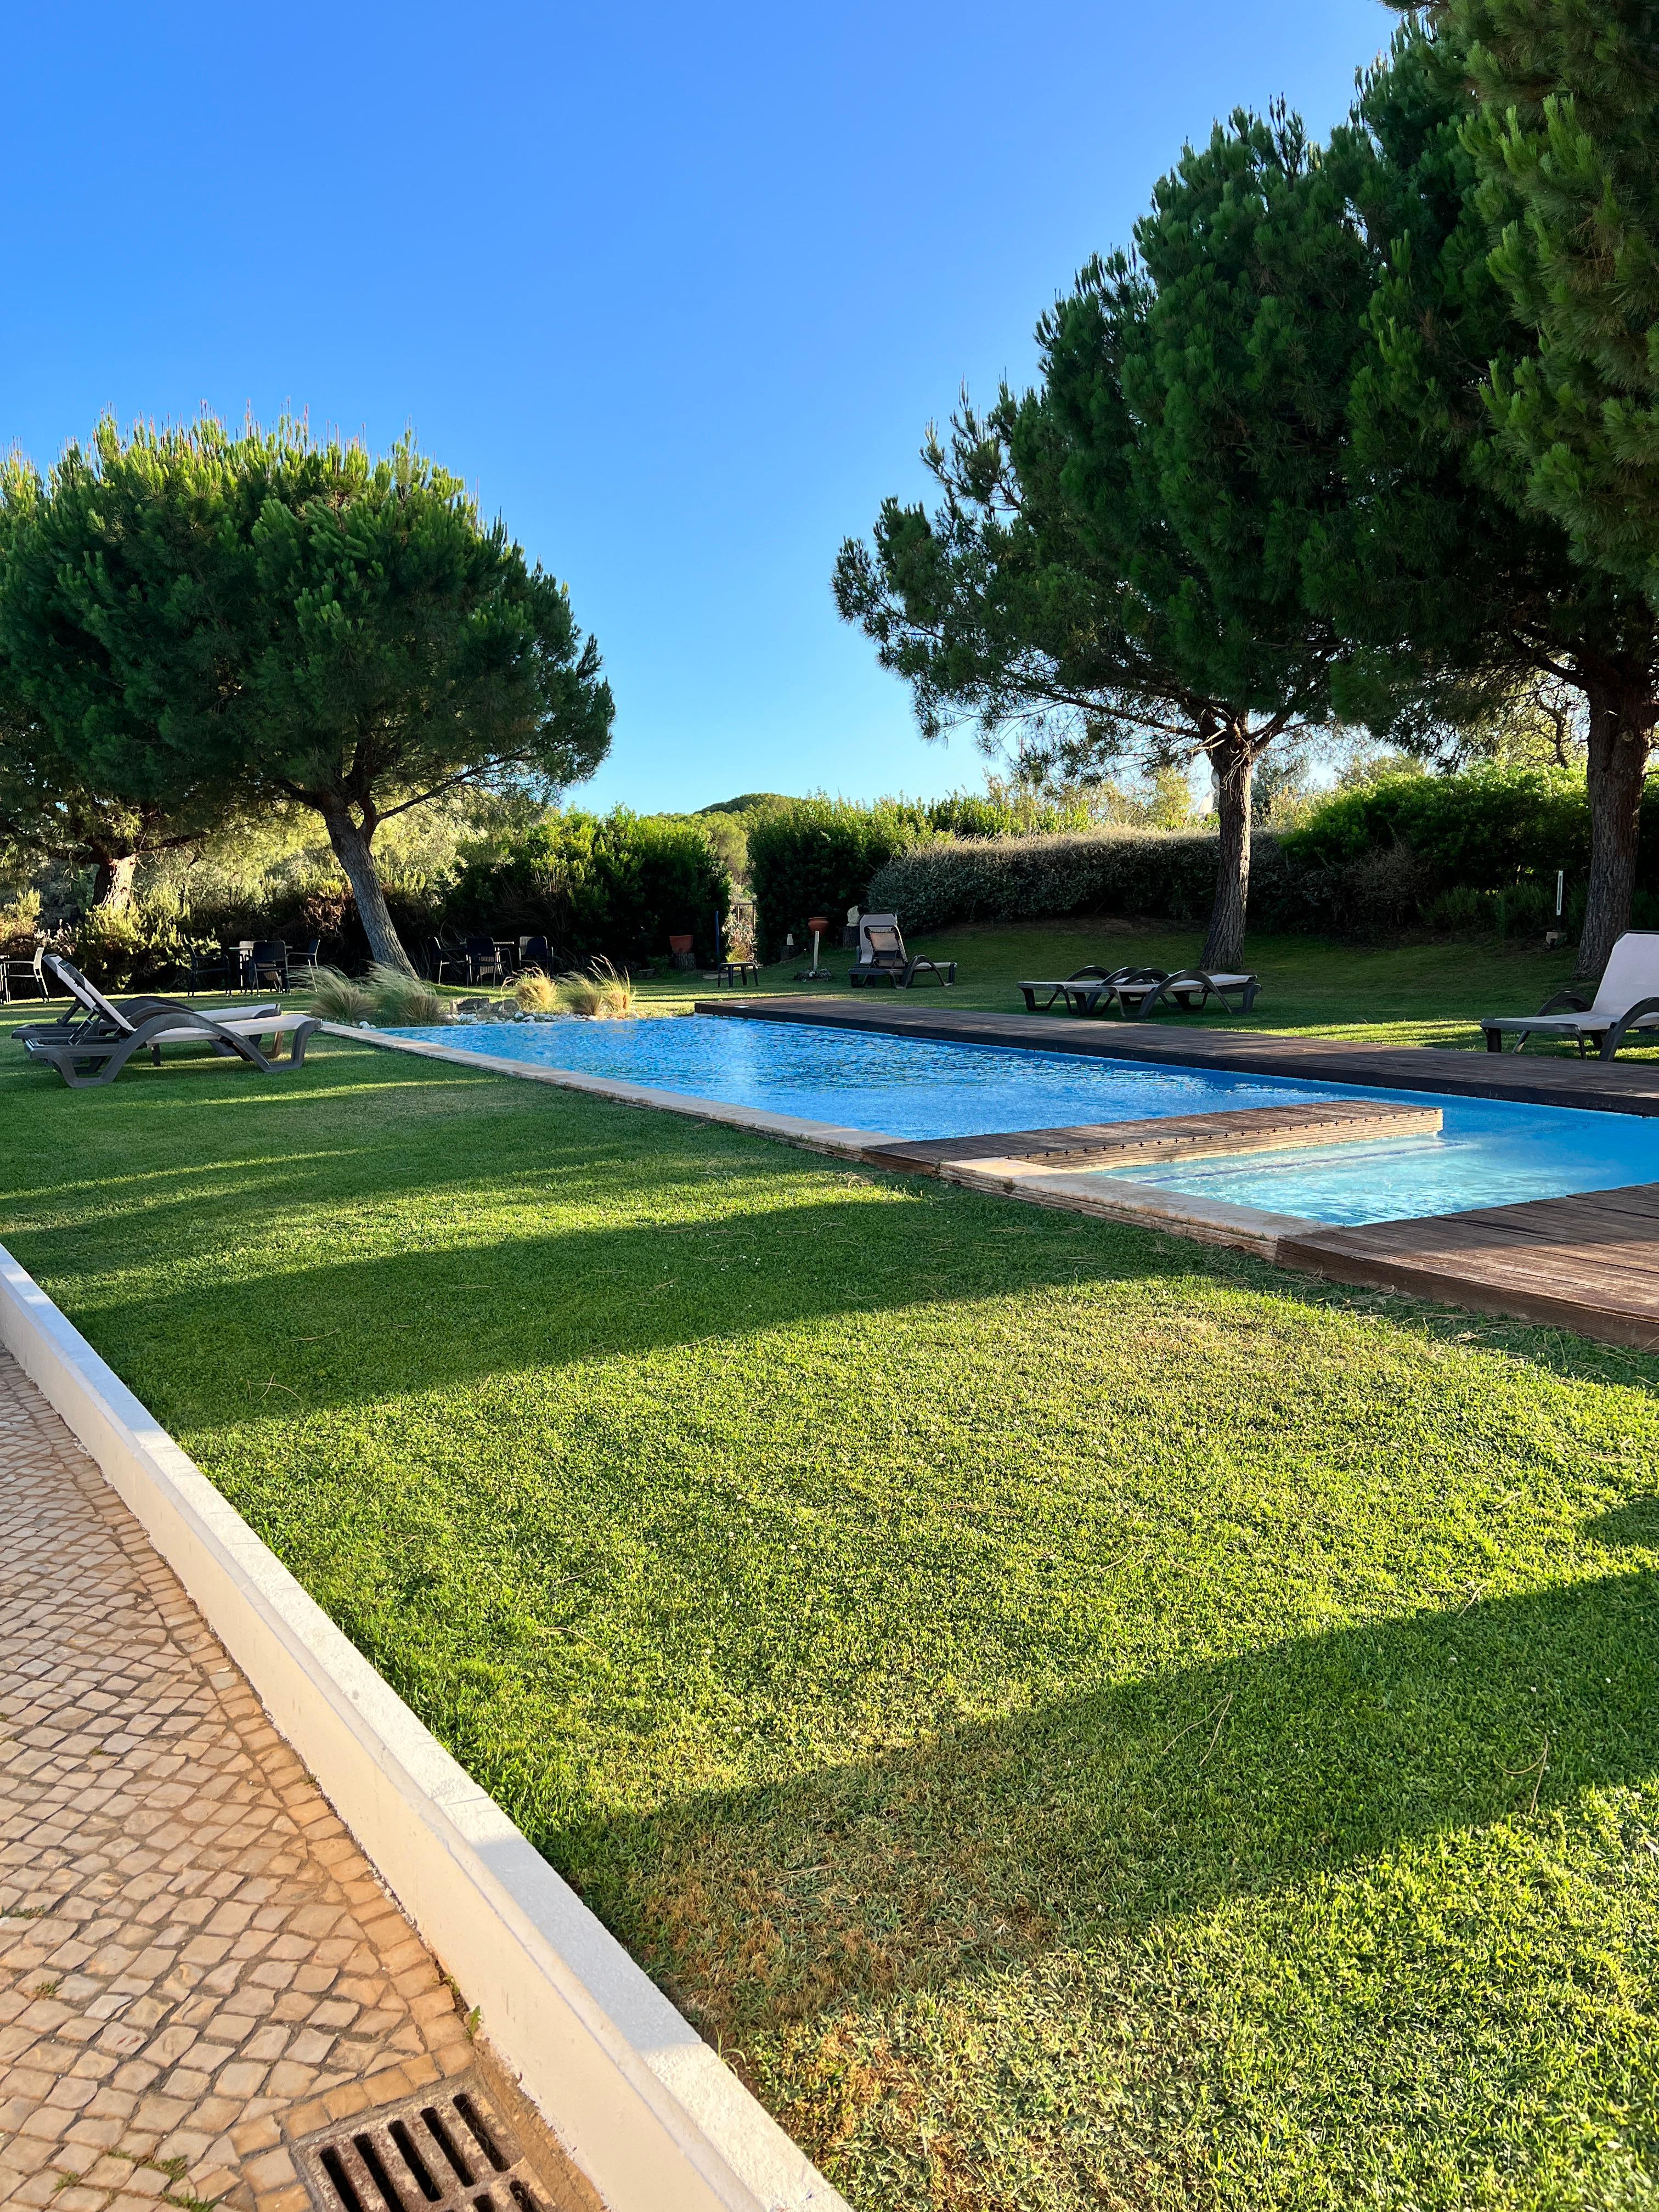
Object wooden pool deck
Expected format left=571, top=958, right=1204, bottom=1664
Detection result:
left=696, top=997, right=1659, bottom=1350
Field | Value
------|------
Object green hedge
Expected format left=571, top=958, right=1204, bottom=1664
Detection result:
left=864, top=768, right=1659, bottom=944
left=1282, top=766, right=1628, bottom=888
left=865, top=828, right=1247, bottom=934
left=747, top=792, right=1088, bottom=955
left=444, top=810, right=731, bottom=967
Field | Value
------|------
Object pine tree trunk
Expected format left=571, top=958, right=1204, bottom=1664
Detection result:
left=1577, top=679, right=1652, bottom=983
left=90, top=852, right=139, bottom=911
left=318, top=800, right=415, bottom=975
left=1201, top=731, right=1254, bottom=972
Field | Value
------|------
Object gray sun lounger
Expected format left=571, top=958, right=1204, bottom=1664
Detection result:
left=1019, top=964, right=1260, bottom=1017
left=1111, top=967, right=1260, bottom=1018
left=1019, top=965, right=1140, bottom=1012
left=16, top=955, right=318, bottom=1088
left=1480, top=930, right=1659, bottom=1058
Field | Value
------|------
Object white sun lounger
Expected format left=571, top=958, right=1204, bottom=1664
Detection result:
left=1480, top=930, right=1659, bottom=1059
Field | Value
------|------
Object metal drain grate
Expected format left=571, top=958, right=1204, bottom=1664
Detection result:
left=296, top=2078, right=548, bottom=2212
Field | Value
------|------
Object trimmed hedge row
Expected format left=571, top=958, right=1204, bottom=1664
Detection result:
left=864, top=768, right=1659, bottom=942
left=747, top=793, right=1088, bottom=955
left=1280, top=764, right=1659, bottom=889
left=866, top=828, right=1243, bottom=934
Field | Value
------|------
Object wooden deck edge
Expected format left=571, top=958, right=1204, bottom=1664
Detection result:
left=1276, top=1236, right=1659, bottom=1351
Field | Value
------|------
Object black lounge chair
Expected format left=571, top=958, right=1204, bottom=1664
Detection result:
left=1019, top=964, right=1259, bottom=1017
left=848, top=913, right=956, bottom=989
left=1019, top=964, right=1141, bottom=1012
left=15, top=956, right=317, bottom=1088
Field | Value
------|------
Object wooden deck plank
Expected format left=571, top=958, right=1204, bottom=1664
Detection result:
left=1279, top=1181, right=1659, bottom=1345
left=865, top=1099, right=1440, bottom=1175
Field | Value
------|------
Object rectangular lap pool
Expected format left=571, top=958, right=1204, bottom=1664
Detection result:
left=385, top=1014, right=1659, bottom=1226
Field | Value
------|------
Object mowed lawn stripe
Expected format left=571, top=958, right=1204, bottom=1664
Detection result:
left=2, top=1032, right=1657, bottom=2211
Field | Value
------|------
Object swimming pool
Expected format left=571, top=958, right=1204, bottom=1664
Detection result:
left=384, top=1014, right=1659, bottom=1224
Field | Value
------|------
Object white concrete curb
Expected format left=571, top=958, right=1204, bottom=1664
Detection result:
left=0, top=1243, right=850, bottom=2212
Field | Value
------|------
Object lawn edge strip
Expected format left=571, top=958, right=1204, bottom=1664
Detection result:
left=328, top=1022, right=893, bottom=1158
left=0, top=1239, right=851, bottom=2212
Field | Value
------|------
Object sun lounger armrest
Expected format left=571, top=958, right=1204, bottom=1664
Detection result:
left=1539, top=989, right=1592, bottom=1015
left=1600, top=996, right=1659, bottom=1059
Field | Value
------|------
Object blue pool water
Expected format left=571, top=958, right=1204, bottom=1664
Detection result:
left=387, top=1015, right=1659, bottom=1224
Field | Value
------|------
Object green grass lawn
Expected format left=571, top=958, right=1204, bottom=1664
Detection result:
left=629, top=920, right=1659, bottom=1058
left=3, top=1025, right=1658, bottom=2209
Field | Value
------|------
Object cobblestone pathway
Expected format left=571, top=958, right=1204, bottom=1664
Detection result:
left=0, top=1349, right=508, bottom=2212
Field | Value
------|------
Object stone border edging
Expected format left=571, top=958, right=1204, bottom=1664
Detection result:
left=332, top=1022, right=1312, bottom=1254
left=0, top=1243, right=850, bottom=2212
left=328, top=1023, right=894, bottom=1158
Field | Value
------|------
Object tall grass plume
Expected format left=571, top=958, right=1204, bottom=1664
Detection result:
left=557, top=958, right=634, bottom=1018
left=306, top=967, right=376, bottom=1022
left=366, top=962, right=452, bottom=1026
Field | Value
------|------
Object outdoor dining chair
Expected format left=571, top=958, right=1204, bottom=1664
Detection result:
left=249, top=940, right=290, bottom=991
left=1, top=946, right=50, bottom=1003
left=427, top=938, right=471, bottom=983
left=465, top=934, right=505, bottom=985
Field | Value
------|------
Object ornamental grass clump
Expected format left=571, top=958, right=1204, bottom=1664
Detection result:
left=366, top=961, right=451, bottom=1026
left=556, top=958, right=634, bottom=1017
left=512, top=966, right=561, bottom=1014
left=306, top=967, right=376, bottom=1022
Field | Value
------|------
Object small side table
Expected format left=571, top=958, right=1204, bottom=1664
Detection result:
left=711, top=961, right=759, bottom=987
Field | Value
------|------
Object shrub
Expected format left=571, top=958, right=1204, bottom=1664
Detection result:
left=748, top=799, right=915, bottom=957
left=444, top=810, right=731, bottom=967
left=512, top=966, right=561, bottom=1013
left=1282, top=763, right=1659, bottom=895
left=556, top=958, right=635, bottom=1018
left=747, top=792, right=1091, bottom=956
left=865, top=828, right=1267, bottom=936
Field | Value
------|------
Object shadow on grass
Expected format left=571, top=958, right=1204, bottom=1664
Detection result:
left=23, top=1186, right=1199, bottom=1403
left=562, top=1570, right=1659, bottom=2042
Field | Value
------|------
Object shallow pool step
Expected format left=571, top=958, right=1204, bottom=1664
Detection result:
left=861, top=1099, right=1442, bottom=1177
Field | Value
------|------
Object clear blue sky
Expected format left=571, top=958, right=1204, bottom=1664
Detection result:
left=4, top=0, right=1387, bottom=815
